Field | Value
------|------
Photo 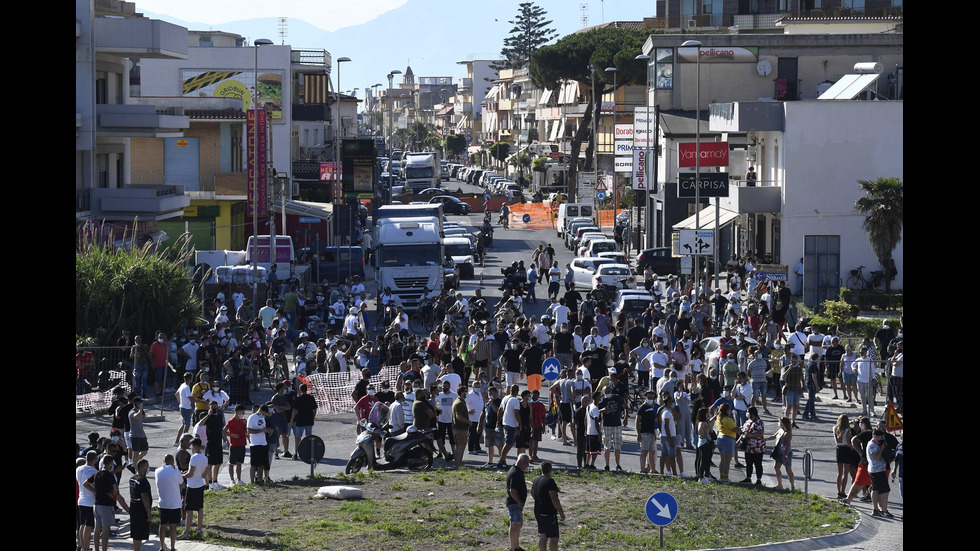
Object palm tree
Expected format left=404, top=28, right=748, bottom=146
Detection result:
left=854, top=177, right=903, bottom=291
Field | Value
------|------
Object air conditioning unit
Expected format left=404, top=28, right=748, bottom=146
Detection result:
left=688, top=19, right=698, bottom=28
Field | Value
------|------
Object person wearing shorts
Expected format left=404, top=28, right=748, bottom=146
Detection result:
left=155, top=454, right=183, bottom=551
left=247, top=405, right=272, bottom=483
left=223, top=404, right=248, bottom=485
left=85, top=455, right=127, bottom=551
left=181, top=438, right=208, bottom=538
left=532, top=461, right=565, bottom=551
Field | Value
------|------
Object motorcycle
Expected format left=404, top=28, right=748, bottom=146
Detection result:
left=345, top=402, right=437, bottom=474
left=499, top=268, right=526, bottom=297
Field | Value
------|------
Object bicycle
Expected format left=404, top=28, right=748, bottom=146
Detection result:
left=270, top=352, right=290, bottom=386
left=845, top=265, right=886, bottom=292
left=410, top=301, right=438, bottom=334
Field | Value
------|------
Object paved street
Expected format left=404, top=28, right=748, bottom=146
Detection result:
left=77, top=209, right=902, bottom=551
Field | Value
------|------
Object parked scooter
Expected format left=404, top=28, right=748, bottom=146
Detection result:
left=345, top=402, right=437, bottom=474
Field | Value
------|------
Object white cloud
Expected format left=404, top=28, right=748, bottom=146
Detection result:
left=136, top=0, right=408, bottom=31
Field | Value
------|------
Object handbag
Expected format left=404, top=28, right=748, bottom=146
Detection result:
left=770, top=436, right=783, bottom=460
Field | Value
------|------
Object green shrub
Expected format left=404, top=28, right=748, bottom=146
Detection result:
left=76, top=227, right=202, bottom=345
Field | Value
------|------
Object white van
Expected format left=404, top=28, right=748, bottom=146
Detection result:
left=556, top=203, right=595, bottom=238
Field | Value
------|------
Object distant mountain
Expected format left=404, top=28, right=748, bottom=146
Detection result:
left=141, top=0, right=655, bottom=94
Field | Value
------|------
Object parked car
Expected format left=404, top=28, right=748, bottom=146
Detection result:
left=429, top=195, right=472, bottom=215
left=568, top=257, right=617, bottom=289
left=611, top=293, right=656, bottom=327
left=635, top=247, right=680, bottom=276
left=418, top=188, right=447, bottom=195
left=591, top=263, right=636, bottom=292
left=582, top=238, right=619, bottom=258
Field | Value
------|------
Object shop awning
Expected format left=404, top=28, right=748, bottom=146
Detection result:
left=673, top=204, right=739, bottom=230
left=272, top=200, right=333, bottom=221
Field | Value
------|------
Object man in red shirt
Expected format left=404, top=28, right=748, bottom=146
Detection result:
left=149, top=331, right=170, bottom=398
left=76, top=348, right=94, bottom=395
left=222, top=405, right=248, bottom=486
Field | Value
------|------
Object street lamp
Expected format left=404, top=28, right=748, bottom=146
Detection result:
left=605, top=66, right=618, bottom=219
left=251, top=38, right=273, bottom=310
left=588, top=64, right=597, bottom=207
left=682, top=39, right=703, bottom=292
left=387, top=70, right=402, bottom=201
left=635, top=53, right=651, bottom=255
left=370, top=83, right=383, bottom=138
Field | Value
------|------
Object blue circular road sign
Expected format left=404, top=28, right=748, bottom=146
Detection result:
left=542, top=357, right=561, bottom=381
left=522, top=213, right=531, bottom=223
left=645, top=492, right=678, bottom=526
left=596, top=191, right=607, bottom=202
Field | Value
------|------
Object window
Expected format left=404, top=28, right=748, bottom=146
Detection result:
left=95, top=72, right=108, bottom=104
left=654, top=49, right=674, bottom=90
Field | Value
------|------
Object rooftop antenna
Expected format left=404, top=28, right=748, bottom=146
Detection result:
left=581, top=4, right=589, bottom=28
left=278, top=17, right=287, bottom=45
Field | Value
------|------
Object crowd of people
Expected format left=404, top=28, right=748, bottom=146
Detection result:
left=76, top=237, right=904, bottom=551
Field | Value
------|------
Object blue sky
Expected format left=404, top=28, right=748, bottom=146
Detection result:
left=137, top=0, right=659, bottom=98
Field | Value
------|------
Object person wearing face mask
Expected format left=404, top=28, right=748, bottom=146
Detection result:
left=222, top=404, right=248, bottom=485
left=746, top=347, right=771, bottom=414
left=190, top=371, right=212, bottom=424
left=149, top=331, right=170, bottom=398
left=635, top=390, right=660, bottom=474
left=651, top=364, right=673, bottom=404
left=246, top=404, right=273, bottom=483
left=174, top=372, right=196, bottom=446
left=269, top=382, right=293, bottom=458
left=179, top=334, right=201, bottom=378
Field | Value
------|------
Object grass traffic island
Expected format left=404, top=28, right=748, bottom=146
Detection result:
left=201, top=468, right=855, bottom=550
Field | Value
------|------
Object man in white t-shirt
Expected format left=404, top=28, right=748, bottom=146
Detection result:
left=155, top=454, right=183, bottom=551
left=854, top=347, right=875, bottom=417
left=247, top=405, right=273, bottom=483
left=343, top=307, right=361, bottom=339
left=180, top=438, right=208, bottom=539
left=76, top=451, right=99, bottom=551
left=788, top=325, right=808, bottom=358
left=173, top=372, right=196, bottom=447
left=465, top=384, right=485, bottom=454
left=643, top=343, right=670, bottom=389
left=497, top=385, right=523, bottom=468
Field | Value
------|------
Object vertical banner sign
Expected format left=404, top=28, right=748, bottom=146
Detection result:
left=632, top=148, right=648, bottom=190
left=632, top=107, right=654, bottom=148
left=247, top=109, right=269, bottom=217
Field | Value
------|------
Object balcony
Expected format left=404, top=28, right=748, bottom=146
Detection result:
left=97, top=104, right=189, bottom=137
left=292, top=103, right=331, bottom=122
left=722, top=183, right=782, bottom=214
left=291, top=49, right=331, bottom=73
left=709, top=102, right=784, bottom=133
left=498, top=98, right=513, bottom=111
left=86, top=185, right=190, bottom=221
left=459, top=78, right=473, bottom=90
left=94, top=16, right=187, bottom=59
left=732, top=13, right=783, bottom=31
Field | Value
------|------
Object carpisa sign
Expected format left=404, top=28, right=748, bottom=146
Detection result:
left=677, top=173, right=730, bottom=198
left=678, top=142, right=729, bottom=168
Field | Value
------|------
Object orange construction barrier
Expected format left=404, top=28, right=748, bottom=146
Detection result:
left=596, top=208, right=627, bottom=228
left=508, top=202, right=560, bottom=229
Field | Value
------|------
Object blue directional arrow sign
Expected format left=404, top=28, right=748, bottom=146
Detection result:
left=542, top=357, right=562, bottom=381
left=645, top=492, right=678, bottom=526
left=596, top=191, right=607, bottom=202
left=522, top=213, right=531, bottom=223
